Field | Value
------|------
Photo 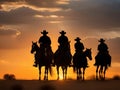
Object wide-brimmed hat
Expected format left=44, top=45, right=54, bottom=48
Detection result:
left=41, top=30, right=48, bottom=34
left=75, top=37, right=81, bottom=41
left=99, top=38, right=105, bottom=42
left=60, top=30, right=66, bottom=34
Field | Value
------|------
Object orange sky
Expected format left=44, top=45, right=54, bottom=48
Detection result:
left=0, top=0, right=120, bottom=80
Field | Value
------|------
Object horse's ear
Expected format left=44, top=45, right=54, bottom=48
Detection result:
left=32, top=41, right=34, bottom=43
left=35, top=41, right=37, bottom=44
left=90, top=48, right=92, bottom=50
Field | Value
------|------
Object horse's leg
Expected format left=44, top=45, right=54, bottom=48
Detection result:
left=62, top=66, right=65, bottom=80
left=103, top=66, right=107, bottom=80
left=96, top=65, right=99, bottom=80
left=79, top=68, right=82, bottom=80
left=39, top=66, right=41, bottom=80
left=99, top=66, right=101, bottom=79
left=65, top=66, right=67, bottom=80
left=44, top=67, right=46, bottom=80
left=77, top=68, right=82, bottom=80
left=99, top=66, right=103, bottom=80
left=77, top=68, right=80, bottom=80
left=44, top=66, right=48, bottom=80
left=46, top=67, right=48, bottom=80
left=49, top=66, right=52, bottom=76
left=76, top=68, right=79, bottom=80
left=57, top=66, right=59, bottom=80
left=83, top=67, right=86, bottom=81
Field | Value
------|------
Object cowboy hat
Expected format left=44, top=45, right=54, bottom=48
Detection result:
left=99, top=38, right=105, bottom=42
left=75, top=37, right=81, bottom=41
left=60, top=30, right=66, bottom=34
left=41, top=30, right=48, bottom=34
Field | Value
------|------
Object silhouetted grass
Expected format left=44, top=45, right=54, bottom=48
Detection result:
left=112, top=75, right=120, bottom=80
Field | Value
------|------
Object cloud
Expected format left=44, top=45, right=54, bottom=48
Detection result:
left=0, top=0, right=23, bottom=3
left=0, top=6, right=66, bottom=25
left=0, top=28, right=21, bottom=49
left=65, top=0, right=120, bottom=29
left=0, top=28, right=21, bottom=37
left=0, top=6, right=40, bottom=25
left=49, top=21, right=62, bottom=24
left=108, top=37, right=120, bottom=58
left=107, top=37, right=120, bottom=63
left=24, top=0, right=69, bottom=8
left=34, top=14, right=64, bottom=19
left=1, top=0, right=119, bottom=29
left=1, top=0, right=120, bottom=30
left=0, top=0, right=120, bottom=49
left=0, top=0, right=70, bottom=12
left=43, top=0, right=120, bottom=39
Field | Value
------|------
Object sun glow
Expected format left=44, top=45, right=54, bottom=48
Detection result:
left=59, top=74, right=63, bottom=80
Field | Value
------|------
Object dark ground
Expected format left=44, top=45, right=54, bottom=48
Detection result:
left=0, top=80, right=120, bottom=90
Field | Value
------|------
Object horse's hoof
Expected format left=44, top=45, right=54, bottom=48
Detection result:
left=82, top=79, right=85, bottom=81
left=100, top=77, right=105, bottom=81
left=44, top=78, right=48, bottom=81
left=77, top=76, right=80, bottom=80
left=96, top=78, right=99, bottom=80
left=57, top=77, right=59, bottom=80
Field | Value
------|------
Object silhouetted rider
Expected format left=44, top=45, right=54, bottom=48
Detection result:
left=38, top=30, right=51, bottom=48
left=58, top=30, right=69, bottom=50
left=74, top=37, right=88, bottom=67
left=98, top=38, right=108, bottom=53
left=74, top=37, right=84, bottom=53
left=94, top=38, right=109, bottom=66
left=53, top=30, right=72, bottom=67
left=33, top=30, right=52, bottom=67
left=58, top=31, right=68, bottom=45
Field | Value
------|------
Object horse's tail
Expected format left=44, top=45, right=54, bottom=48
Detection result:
left=108, top=55, right=112, bottom=67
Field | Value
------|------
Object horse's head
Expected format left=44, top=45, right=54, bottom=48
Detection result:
left=31, top=41, right=39, bottom=54
left=85, top=48, right=92, bottom=60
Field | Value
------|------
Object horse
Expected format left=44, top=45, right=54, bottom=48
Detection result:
left=54, top=42, right=72, bottom=80
left=73, top=48, right=92, bottom=80
left=31, top=41, right=53, bottom=80
left=95, top=52, right=111, bottom=80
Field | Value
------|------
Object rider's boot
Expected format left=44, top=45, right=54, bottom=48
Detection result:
left=33, top=62, right=37, bottom=67
left=94, top=63, right=97, bottom=66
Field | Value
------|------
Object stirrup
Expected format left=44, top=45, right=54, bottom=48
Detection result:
left=94, top=63, right=97, bottom=66
left=33, top=64, right=37, bottom=67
